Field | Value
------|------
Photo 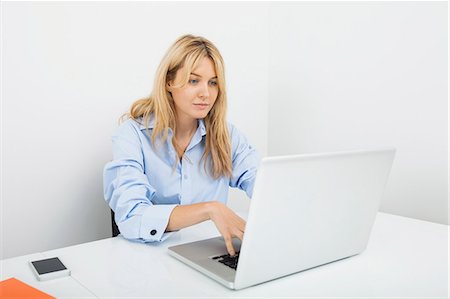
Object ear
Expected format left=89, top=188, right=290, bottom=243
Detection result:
left=166, top=81, right=173, bottom=92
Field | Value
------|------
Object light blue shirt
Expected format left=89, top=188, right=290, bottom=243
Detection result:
left=103, top=116, right=260, bottom=243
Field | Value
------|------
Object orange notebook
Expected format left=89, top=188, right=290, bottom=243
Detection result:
left=0, top=278, right=55, bottom=299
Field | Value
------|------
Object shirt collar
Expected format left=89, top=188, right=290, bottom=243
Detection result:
left=137, top=115, right=156, bottom=130
left=138, top=115, right=207, bottom=137
left=198, top=119, right=207, bottom=137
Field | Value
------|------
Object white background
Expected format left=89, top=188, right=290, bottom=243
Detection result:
left=268, top=2, right=448, bottom=225
left=1, top=1, right=447, bottom=259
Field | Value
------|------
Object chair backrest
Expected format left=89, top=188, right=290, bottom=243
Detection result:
left=111, top=209, right=120, bottom=237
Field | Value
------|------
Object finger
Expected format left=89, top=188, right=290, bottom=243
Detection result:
left=236, top=219, right=246, bottom=232
left=234, top=230, right=244, bottom=241
left=234, top=215, right=245, bottom=225
left=224, top=236, right=236, bottom=256
left=230, top=212, right=244, bottom=223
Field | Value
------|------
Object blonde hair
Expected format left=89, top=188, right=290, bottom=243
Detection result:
left=126, top=34, right=232, bottom=179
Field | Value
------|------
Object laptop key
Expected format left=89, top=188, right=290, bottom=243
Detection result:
left=214, top=252, right=240, bottom=270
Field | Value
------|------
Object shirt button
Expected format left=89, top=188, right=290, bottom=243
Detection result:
left=150, top=229, right=157, bottom=236
left=183, top=175, right=188, bottom=180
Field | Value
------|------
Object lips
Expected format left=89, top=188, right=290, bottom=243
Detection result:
left=193, top=103, right=209, bottom=110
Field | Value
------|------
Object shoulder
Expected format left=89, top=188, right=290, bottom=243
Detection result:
left=227, top=122, right=249, bottom=140
left=112, top=118, right=145, bottom=139
left=227, top=122, right=251, bottom=151
left=227, top=122, right=241, bottom=138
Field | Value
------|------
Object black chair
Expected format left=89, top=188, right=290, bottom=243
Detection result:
left=111, top=209, right=120, bottom=237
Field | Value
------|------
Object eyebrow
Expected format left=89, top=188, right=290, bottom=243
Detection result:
left=190, top=72, right=217, bottom=79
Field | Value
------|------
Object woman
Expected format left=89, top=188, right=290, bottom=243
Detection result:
left=103, top=34, right=260, bottom=256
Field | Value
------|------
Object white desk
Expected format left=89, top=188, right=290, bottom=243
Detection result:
left=0, top=252, right=96, bottom=298
left=1, top=212, right=449, bottom=298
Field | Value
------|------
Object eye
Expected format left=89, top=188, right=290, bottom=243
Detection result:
left=189, top=79, right=199, bottom=85
left=209, top=81, right=218, bottom=86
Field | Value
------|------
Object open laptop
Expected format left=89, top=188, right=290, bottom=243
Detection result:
left=168, top=147, right=396, bottom=290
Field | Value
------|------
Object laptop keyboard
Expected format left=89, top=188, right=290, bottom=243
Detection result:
left=212, top=252, right=240, bottom=270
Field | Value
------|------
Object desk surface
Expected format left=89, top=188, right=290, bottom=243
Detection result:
left=2, top=212, right=449, bottom=298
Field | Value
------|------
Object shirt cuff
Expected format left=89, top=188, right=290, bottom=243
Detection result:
left=139, top=204, right=178, bottom=242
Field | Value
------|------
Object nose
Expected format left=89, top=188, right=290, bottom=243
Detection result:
left=198, top=82, right=210, bottom=99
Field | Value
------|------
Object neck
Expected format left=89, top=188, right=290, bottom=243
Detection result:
left=175, top=114, right=197, bottom=139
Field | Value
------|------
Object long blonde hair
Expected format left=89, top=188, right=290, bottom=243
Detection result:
left=126, top=34, right=232, bottom=179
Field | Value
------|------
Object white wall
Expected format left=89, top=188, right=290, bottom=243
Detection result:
left=268, top=2, right=448, bottom=225
left=1, top=2, right=269, bottom=259
left=2, top=1, right=447, bottom=259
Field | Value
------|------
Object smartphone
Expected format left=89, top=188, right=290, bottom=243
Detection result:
left=29, top=257, right=71, bottom=281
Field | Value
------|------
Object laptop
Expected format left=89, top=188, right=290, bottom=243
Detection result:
left=168, top=147, right=396, bottom=290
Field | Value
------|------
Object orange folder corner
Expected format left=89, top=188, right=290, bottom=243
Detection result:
left=0, top=277, right=55, bottom=299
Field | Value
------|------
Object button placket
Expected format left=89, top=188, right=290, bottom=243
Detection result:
left=180, top=155, right=191, bottom=204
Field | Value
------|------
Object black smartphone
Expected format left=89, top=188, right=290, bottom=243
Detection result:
left=29, top=257, right=71, bottom=281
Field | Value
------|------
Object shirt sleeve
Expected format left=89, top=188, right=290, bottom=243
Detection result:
left=228, top=124, right=261, bottom=198
left=103, top=121, right=177, bottom=243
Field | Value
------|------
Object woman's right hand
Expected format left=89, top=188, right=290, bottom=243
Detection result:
left=207, top=201, right=246, bottom=256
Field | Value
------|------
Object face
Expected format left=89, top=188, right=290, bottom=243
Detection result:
left=167, top=57, right=219, bottom=122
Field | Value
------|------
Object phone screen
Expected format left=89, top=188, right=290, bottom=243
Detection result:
left=31, top=257, right=67, bottom=275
